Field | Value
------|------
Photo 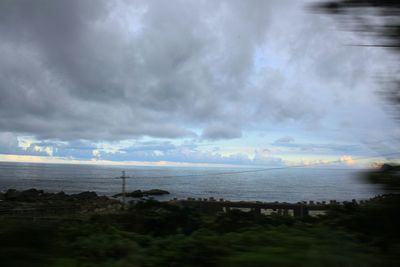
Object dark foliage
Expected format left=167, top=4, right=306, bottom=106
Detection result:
left=1, top=195, right=400, bottom=266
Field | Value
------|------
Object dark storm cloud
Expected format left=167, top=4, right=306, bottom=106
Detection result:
left=0, top=0, right=394, bottom=145
left=0, top=0, right=272, bottom=140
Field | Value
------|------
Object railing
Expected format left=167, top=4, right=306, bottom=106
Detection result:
left=170, top=197, right=364, bottom=217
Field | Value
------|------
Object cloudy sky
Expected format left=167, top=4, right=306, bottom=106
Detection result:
left=0, top=0, right=399, bottom=167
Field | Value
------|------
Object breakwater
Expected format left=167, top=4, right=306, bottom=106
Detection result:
left=170, top=197, right=365, bottom=217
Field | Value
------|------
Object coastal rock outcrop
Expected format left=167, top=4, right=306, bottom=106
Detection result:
left=0, top=189, right=121, bottom=215
left=113, top=189, right=170, bottom=198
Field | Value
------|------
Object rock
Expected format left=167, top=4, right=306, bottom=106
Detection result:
left=0, top=188, right=122, bottom=215
left=2, top=188, right=48, bottom=202
left=380, top=163, right=400, bottom=172
left=127, top=190, right=144, bottom=197
left=48, top=191, right=68, bottom=201
left=144, top=189, right=170, bottom=196
left=113, top=189, right=170, bottom=198
left=114, top=190, right=143, bottom=198
left=72, top=191, right=98, bottom=200
left=4, top=189, right=20, bottom=200
left=19, top=188, right=44, bottom=202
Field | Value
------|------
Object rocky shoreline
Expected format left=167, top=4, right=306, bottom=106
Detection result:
left=113, top=189, right=170, bottom=198
left=0, top=188, right=171, bottom=215
left=0, top=188, right=122, bottom=214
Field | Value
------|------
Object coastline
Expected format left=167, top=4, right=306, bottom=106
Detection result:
left=0, top=188, right=377, bottom=218
left=1, top=188, right=399, bottom=266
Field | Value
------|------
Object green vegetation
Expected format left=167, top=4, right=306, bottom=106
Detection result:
left=1, top=195, right=400, bottom=267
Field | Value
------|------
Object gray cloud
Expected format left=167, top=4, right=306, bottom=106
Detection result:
left=0, top=0, right=395, bottom=147
left=103, top=142, right=284, bottom=166
left=271, top=140, right=370, bottom=156
left=0, top=132, right=18, bottom=148
left=273, top=136, right=295, bottom=144
left=202, top=123, right=242, bottom=140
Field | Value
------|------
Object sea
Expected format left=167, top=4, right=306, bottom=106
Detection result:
left=0, top=161, right=383, bottom=203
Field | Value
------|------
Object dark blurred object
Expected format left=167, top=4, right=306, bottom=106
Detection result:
left=366, top=163, right=400, bottom=191
left=312, top=0, right=400, bottom=118
left=313, top=0, right=400, bottom=49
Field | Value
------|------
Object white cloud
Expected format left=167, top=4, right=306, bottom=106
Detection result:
left=339, top=155, right=355, bottom=165
left=33, top=145, right=53, bottom=156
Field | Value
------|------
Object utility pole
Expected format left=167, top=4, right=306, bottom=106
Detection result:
left=119, top=170, right=128, bottom=208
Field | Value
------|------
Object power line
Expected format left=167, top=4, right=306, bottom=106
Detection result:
left=127, top=151, right=400, bottom=179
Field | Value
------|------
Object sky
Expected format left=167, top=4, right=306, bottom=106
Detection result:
left=0, top=0, right=399, bottom=168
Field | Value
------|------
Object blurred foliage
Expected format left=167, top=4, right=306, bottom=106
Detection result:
left=364, top=164, right=400, bottom=191
left=1, top=197, right=400, bottom=267
left=313, top=0, right=400, bottom=117
left=315, top=0, right=400, bottom=47
left=0, top=219, right=60, bottom=267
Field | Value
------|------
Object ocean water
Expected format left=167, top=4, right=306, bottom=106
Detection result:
left=0, top=162, right=382, bottom=202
